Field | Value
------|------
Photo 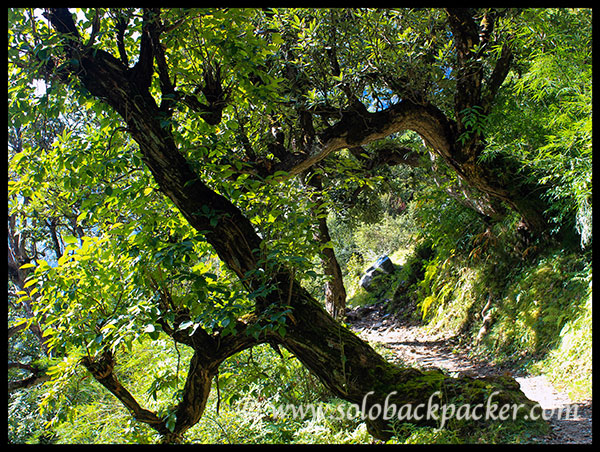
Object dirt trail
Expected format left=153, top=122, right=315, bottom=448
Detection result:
left=346, top=302, right=592, bottom=444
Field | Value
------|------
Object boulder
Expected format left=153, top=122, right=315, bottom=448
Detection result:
left=359, top=256, right=397, bottom=291
left=374, top=255, right=395, bottom=274
left=359, top=266, right=378, bottom=291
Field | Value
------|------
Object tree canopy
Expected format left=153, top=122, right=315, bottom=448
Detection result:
left=8, top=7, right=591, bottom=443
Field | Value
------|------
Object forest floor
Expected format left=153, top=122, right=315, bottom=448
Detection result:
left=346, top=301, right=592, bottom=444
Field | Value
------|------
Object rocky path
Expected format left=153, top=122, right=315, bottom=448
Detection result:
left=346, top=302, right=592, bottom=444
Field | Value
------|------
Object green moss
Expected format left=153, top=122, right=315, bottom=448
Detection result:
left=381, top=371, right=549, bottom=444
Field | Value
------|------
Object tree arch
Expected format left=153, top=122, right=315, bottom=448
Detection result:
left=8, top=7, right=559, bottom=442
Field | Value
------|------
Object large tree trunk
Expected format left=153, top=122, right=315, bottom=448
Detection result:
left=44, top=8, right=547, bottom=442
left=320, top=227, right=347, bottom=321
left=306, top=172, right=347, bottom=320
left=276, top=277, right=540, bottom=438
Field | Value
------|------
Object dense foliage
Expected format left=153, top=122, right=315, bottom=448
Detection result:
left=8, top=8, right=591, bottom=444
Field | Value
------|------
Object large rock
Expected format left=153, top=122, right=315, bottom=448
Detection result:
left=359, top=255, right=397, bottom=291
left=359, top=267, right=378, bottom=291
left=374, top=255, right=395, bottom=274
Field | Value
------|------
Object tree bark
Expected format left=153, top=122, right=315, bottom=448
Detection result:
left=7, top=363, right=52, bottom=392
left=320, top=221, right=347, bottom=321
left=306, top=172, right=347, bottom=320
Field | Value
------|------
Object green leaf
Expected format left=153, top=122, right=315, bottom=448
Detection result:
left=63, top=235, right=78, bottom=245
left=271, top=33, right=284, bottom=45
left=76, top=211, right=87, bottom=224
left=148, top=331, right=160, bottom=340
left=165, top=413, right=177, bottom=433
left=23, top=277, right=39, bottom=288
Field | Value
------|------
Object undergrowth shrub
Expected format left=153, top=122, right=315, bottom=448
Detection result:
left=186, top=344, right=370, bottom=444
left=382, top=207, right=591, bottom=400
left=530, top=267, right=592, bottom=400
left=482, top=252, right=590, bottom=359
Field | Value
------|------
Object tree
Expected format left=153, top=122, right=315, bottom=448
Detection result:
left=305, top=169, right=347, bottom=319
left=8, top=7, right=586, bottom=442
left=8, top=108, right=69, bottom=392
left=483, top=8, right=592, bottom=247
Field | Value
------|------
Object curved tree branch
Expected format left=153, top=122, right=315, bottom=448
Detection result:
left=114, top=10, right=130, bottom=66
left=81, top=350, right=170, bottom=436
left=130, top=8, right=156, bottom=91
left=348, top=145, right=423, bottom=170
left=273, top=99, right=456, bottom=176
left=482, top=43, right=513, bottom=113
left=8, top=369, right=52, bottom=392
